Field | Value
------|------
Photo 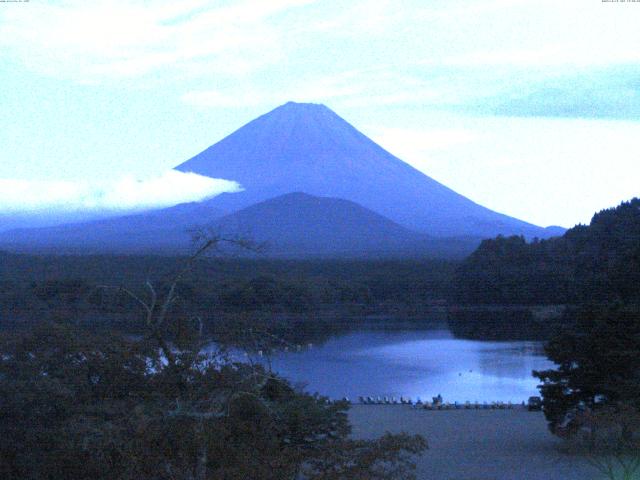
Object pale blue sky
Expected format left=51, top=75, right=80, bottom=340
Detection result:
left=1, top=0, right=639, bottom=227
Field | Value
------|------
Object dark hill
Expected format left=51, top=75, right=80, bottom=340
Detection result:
left=215, top=192, right=479, bottom=258
left=175, top=102, right=557, bottom=238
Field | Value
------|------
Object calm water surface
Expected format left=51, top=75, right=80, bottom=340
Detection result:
left=261, top=328, right=554, bottom=403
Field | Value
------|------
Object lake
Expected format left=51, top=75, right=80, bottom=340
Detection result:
left=258, top=327, right=554, bottom=403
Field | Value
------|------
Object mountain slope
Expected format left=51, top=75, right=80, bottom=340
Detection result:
left=0, top=193, right=479, bottom=258
left=175, top=102, right=556, bottom=238
left=0, top=202, right=225, bottom=254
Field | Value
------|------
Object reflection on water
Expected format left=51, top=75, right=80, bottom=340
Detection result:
left=263, top=328, right=553, bottom=402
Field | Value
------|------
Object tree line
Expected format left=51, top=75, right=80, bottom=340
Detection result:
left=451, top=198, right=640, bottom=306
left=0, top=256, right=456, bottom=331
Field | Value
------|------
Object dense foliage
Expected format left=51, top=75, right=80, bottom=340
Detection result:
left=0, top=323, right=426, bottom=479
left=0, top=256, right=455, bottom=322
left=452, top=198, right=640, bottom=305
left=533, top=305, right=640, bottom=434
left=0, top=236, right=428, bottom=479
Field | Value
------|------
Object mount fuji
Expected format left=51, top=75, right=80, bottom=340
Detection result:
left=0, top=102, right=562, bottom=257
left=175, top=102, right=557, bottom=238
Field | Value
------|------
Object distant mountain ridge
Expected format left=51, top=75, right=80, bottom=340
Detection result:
left=0, top=101, right=564, bottom=257
left=175, top=102, right=558, bottom=238
left=0, top=202, right=225, bottom=254
left=0, top=192, right=480, bottom=258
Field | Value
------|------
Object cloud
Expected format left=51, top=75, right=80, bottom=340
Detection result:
left=0, top=0, right=314, bottom=83
left=474, top=65, right=640, bottom=120
left=181, top=89, right=269, bottom=108
left=4, top=0, right=640, bottom=122
left=181, top=69, right=448, bottom=109
left=0, top=170, right=241, bottom=214
left=180, top=59, right=640, bottom=121
left=307, top=0, right=402, bottom=37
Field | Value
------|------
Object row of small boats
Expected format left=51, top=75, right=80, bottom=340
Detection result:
left=417, top=400, right=519, bottom=410
left=358, top=396, right=414, bottom=405
left=357, top=396, right=522, bottom=409
left=321, top=397, right=524, bottom=409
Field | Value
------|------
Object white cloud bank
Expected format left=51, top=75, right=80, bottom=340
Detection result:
left=0, top=170, right=240, bottom=214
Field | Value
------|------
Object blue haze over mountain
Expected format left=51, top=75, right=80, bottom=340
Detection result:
left=0, top=192, right=478, bottom=258
left=0, top=102, right=563, bottom=257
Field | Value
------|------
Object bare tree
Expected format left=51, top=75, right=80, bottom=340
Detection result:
left=97, top=232, right=264, bottom=480
left=99, top=231, right=260, bottom=364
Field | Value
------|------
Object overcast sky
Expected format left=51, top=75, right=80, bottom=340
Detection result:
left=1, top=0, right=639, bottom=227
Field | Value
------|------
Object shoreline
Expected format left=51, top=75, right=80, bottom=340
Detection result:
left=348, top=405, right=597, bottom=480
left=352, top=400, right=529, bottom=409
